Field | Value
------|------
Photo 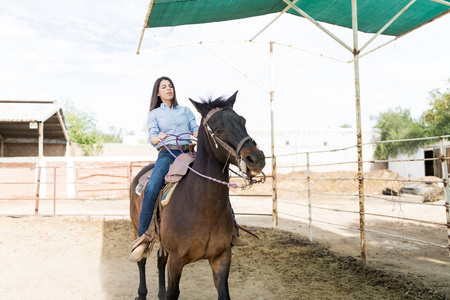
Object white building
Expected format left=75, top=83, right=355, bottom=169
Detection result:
left=247, top=127, right=381, bottom=173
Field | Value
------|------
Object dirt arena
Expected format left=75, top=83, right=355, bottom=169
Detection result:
left=1, top=170, right=449, bottom=299
left=0, top=215, right=447, bottom=300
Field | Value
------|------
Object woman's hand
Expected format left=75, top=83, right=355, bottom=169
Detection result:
left=158, top=132, right=167, bottom=141
left=193, top=131, right=198, bottom=138
left=151, top=132, right=167, bottom=145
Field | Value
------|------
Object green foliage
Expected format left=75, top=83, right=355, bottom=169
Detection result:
left=64, top=101, right=126, bottom=155
left=372, top=107, right=428, bottom=160
left=340, top=123, right=352, bottom=128
left=421, top=81, right=450, bottom=136
left=100, top=126, right=123, bottom=143
left=372, top=80, right=450, bottom=160
left=64, top=102, right=104, bottom=156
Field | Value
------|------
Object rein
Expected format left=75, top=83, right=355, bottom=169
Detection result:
left=161, top=135, right=239, bottom=189
left=160, top=106, right=264, bottom=188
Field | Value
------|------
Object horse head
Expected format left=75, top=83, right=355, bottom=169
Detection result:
left=190, top=91, right=266, bottom=179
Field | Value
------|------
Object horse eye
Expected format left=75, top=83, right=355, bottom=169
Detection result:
left=214, top=128, right=222, bottom=134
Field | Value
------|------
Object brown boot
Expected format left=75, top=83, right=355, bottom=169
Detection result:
left=231, top=226, right=248, bottom=247
left=129, top=232, right=154, bottom=262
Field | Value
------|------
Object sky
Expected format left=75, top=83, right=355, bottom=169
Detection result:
left=1, top=0, right=450, bottom=139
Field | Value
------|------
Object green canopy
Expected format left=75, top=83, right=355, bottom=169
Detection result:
left=145, top=0, right=450, bottom=37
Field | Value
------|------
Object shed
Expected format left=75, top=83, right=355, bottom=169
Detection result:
left=0, top=100, right=69, bottom=157
left=388, top=142, right=450, bottom=179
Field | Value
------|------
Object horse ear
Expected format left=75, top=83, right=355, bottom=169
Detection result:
left=226, top=91, right=238, bottom=108
left=189, top=98, right=207, bottom=117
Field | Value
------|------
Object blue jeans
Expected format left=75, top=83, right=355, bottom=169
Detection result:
left=138, top=149, right=188, bottom=236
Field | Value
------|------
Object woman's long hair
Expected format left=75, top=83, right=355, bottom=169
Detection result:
left=149, top=76, right=179, bottom=111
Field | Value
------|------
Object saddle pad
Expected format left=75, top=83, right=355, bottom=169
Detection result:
left=161, top=182, right=179, bottom=207
left=165, top=152, right=196, bottom=183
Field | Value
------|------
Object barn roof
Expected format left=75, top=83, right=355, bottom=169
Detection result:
left=0, top=100, right=68, bottom=143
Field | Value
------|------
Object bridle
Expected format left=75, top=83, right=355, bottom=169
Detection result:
left=203, top=107, right=254, bottom=174
left=202, top=106, right=265, bottom=188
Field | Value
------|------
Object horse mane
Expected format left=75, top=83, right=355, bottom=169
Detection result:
left=199, top=96, right=231, bottom=111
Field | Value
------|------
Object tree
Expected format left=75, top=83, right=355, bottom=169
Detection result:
left=421, top=81, right=450, bottom=136
left=100, top=126, right=123, bottom=143
left=64, top=102, right=104, bottom=156
left=371, top=107, right=427, bottom=160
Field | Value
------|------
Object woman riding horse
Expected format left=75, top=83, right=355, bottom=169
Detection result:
left=130, top=76, right=248, bottom=262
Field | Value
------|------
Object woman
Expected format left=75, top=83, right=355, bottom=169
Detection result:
left=130, top=76, right=247, bottom=262
left=130, top=76, right=199, bottom=262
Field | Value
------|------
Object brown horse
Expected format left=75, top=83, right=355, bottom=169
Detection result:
left=129, top=92, right=266, bottom=300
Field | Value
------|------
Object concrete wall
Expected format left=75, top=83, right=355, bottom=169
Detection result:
left=388, top=149, right=425, bottom=178
left=69, top=143, right=158, bottom=157
left=247, top=127, right=381, bottom=173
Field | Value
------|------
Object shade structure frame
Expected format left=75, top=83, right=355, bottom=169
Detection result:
left=136, top=0, right=450, bottom=260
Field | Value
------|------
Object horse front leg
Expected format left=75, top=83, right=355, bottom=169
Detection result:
left=157, top=248, right=168, bottom=300
left=136, top=258, right=148, bottom=300
left=209, top=249, right=232, bottom=300
left=166, top=255, right=184, bottom=300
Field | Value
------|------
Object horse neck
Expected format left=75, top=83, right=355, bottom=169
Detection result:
left=194, top=126, right=229, bottom=181
left=187, top=125, right=230, bottom=199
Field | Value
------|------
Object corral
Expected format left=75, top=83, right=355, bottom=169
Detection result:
left=1, top=167, right=449, bottom=299
left=1, top=135, right=449, bottom=299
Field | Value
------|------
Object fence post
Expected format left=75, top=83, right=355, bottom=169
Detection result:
left=53, top=167, right=57, bottom=216
left=439, top=137, right=450, bottom=257
left=306, top=152, right=312, bottom=242
left=35, top=164, right=41, bottom=215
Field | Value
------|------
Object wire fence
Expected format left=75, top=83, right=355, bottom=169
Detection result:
left=0, top=135, right=449, bottom=259
left=268, top=135, right=450, bottom=259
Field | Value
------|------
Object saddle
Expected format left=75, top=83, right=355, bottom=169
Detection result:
left=135, top=152, right=195, bottom=197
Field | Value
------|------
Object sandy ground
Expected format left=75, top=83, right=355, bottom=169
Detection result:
left=0, top=169, right=449, bottom=299
left=0, top=215, right=448, bottom=300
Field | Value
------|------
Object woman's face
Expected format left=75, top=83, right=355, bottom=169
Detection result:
left=158, top=79, right=174, bottom=103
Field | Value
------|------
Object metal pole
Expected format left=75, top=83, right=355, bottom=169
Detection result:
left=439, top=137, right=450, bottom=256
left=270, top=41, right=278, bottom=227
left=35, top=165, right=41, bottom=215
left=307, top=152, right=312, bottom=242
left=0, top=134, right=4, bottom=157
left=352, top=0, right=366, bottom=263
left=53, top=167, right=57, bottom=216
left=38, top=121, right=44, bottom=157
left=137, top=0, right=155, bottom=54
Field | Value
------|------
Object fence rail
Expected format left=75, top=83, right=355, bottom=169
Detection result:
left=272, top=134, right=450, bottom=259
left=0, top=135, right=449, bottom=261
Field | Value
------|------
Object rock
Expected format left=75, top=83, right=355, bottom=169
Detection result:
left=399, top=182, right=444, bottom=202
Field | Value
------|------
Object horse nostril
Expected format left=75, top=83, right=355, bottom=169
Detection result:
left=244, top=153, right=258, bottom=165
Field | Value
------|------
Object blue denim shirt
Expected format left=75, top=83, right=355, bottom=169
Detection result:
left=147, top=103, right=199, bottom=149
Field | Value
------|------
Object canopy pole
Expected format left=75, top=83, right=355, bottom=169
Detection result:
left=282, top=0, right=353, bottom=53
left=359, top=0, right=416, bottom=53
left=270, top=41, right=278, bottom=228
left=352, top=0, right=366, bottom=264
left=250, top=0, right=299, bottom=41
left=430, top=0, right=450, bottom=6
left=137, top=0, right=155, bottom=55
